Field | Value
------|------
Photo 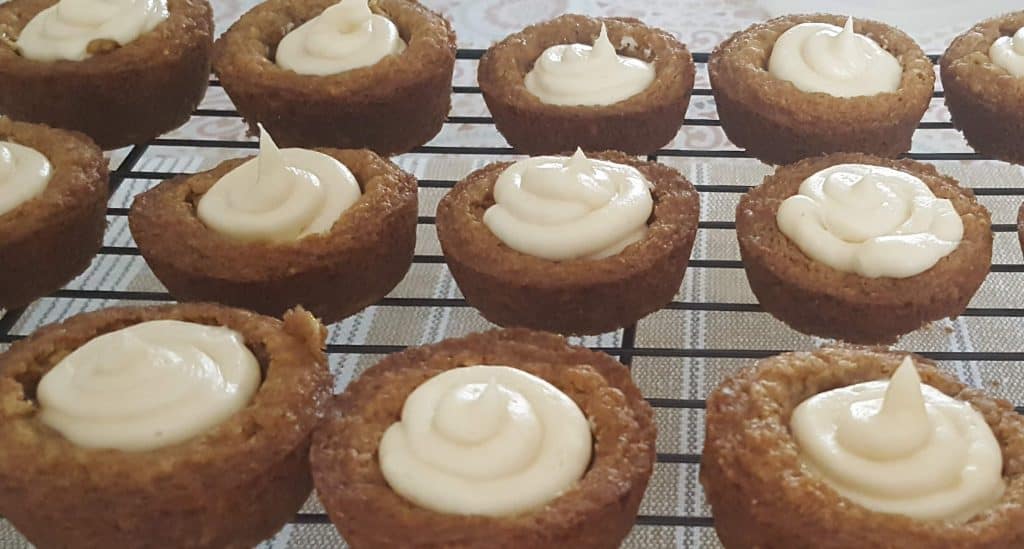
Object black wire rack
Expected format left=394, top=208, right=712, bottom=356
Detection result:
left=1, top=49, right=1023, bottom=547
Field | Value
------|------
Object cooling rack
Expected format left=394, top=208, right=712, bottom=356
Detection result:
left=1, top=50, right=1022, bottom=548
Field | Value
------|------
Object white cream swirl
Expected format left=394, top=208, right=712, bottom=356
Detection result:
left=0, top=141, right=52, bottom=218
left=276, top=0, right=406, bottom=76
left=483, top=149, right=653, bottom=261
left=378, top=365, right=592, bottom=517
left=16, top=0, right=169, bottom=62
left=776, top=163, right=963, bottom=278
left=990, top=27, right=1024, bottom=77
left=791, top=357, right=1005, bottom=522
left=197, top=126, right=361, bottom=242
left=524, top=23, right=655, bottom=106
left=37, top=320, right=261, bottom=452
left=768, top=17, right=902, bottom=97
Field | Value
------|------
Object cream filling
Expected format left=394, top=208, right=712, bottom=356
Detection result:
left=378, top=365, right=592, bottom=517
left=768, top=17, right=902, bottom=97
left=17, top=0, right=169, bottom=62
left=37, top=320, right=261, bottom=452
left=0, top=141, right=52, bottom=218
left=776, top=163, right=963, bottom=278
left=990, top=27, right=1024, bottom=77
left=276, top=0, right=406, bottom=76
left=196, top=126, right=361, bottom=242
left=524, top=23, right=655, bottom=106
left=791, top=357, right=1005, bottom=522
left=482, top=149, right=653, bottom=261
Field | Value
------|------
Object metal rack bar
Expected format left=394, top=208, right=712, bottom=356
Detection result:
left=145, top=138, right=992, bottom=161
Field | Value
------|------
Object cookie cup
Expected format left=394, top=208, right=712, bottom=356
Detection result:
left=0, top=304, right=331, bottom=549
left=0, top=118, right=107, bottom=310
left=129, top=149, right=417, bottom=324
left=213, top=0, right=456, bottom=155
left=0, top=0, right=213, bottom=149
left=941, top=11, right=1024, bottom=164
left=736, top=153, right=991, bottom=344
left=709, top=13, right=934, bottom=165
left=311, top=328, right=655, bottom=549
left=436, top=151, right=699, bottom=335
left=701, top=347, right=1024, bottom=548
left=478, top=15, right=694, bottom=156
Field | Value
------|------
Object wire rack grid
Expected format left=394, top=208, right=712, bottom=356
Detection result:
left=1, top=49, right=1023, bottom=548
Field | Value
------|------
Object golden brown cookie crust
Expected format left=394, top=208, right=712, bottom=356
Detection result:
left=435, top=150, right=700, bottom=335
left=0, top=118, right=107, bottom=310
left=0, top=304, right=332, bottom=549
left=0, top=0, right=213, bottom=149
left=129, top=148, right=417, bottom=324
left=212, top=0, right=456, bottom=155
left=941, top=11, right=1024, bottom=164
left=478, top=14, right=695, bottom=156
left=701, top=347, right=1024, bottom=549
left=736, top=153, right=992, bottom=344
left=311, top=328, right=655, bottom=549
left=709, top=13, right=934, bottom=165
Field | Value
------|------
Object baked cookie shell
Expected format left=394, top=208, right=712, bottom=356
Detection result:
left=213, top=0, right=456, bottom=155
left=0, top=118, right=107, bottom=310
left=129, top=148, right=417, bottom=324
left=0, top=304, right=331, bottom=549
left=701, top=347, right=1024, bottom=548
left=311, top=328, right=655, bottom=549
left=0, top=0, right=213, bottom=149
left=478, top=14, right=695, bottom=155
left=736, top=153, right=992, bottom=344
left=709, top=13, right=934, bottom=165
left=941, top=11, right=1024, bottom=164
left=436, top=151, right=699, bottom=335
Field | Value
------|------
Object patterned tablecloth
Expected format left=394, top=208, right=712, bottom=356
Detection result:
left=2, top=1, right=1023, bottom=548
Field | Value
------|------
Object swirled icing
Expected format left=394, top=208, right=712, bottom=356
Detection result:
left=276, top=0, right=406, bottom=76
left=378, top=365, right=592, bottom=516
left=776, top=163, right=963, bottom=278
left=196, top=126, right=361, bottom=242
left=37, top=320, right=261, bottom=452
left=791, top=357, right=1005, bottom=522
left=768, top=17, right=902, bottom=97
left=990, top=27, right=1024, bottom=77
left=0, top=141, right=52, bottom=217
left=17, top=0, right=169, bottom=62
left=523, top=23, right=655, bottom=106
left=483, top=149, right=653, bottom=261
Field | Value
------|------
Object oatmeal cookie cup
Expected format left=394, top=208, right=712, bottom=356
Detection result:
left=478, top=14, right=695, bottom=156
left=0, top=0, right=213, bottom=149
left=709, top=14, right=934, bottom=165
left=737, top=153, right=992, bottom=344
left=129, top=149, right=417, bottom=324
left=941, top=11, right=1024, bottom=164
left=0, top=118, right=107, bottom=310
left=311, top=328, right=655, bottom=549
left=436, top=151, right=699, bottom=335
left=213, top=0, right=456, bottom=155
left=701, top=347, right=1024, bottom=548
left=0, top=303, right=331, bottom=549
